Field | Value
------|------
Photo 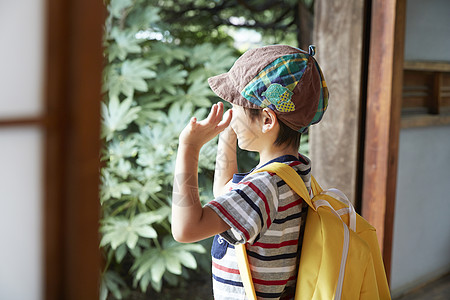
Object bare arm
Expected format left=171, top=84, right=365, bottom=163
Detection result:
left=172, top=102, right=232, bottom=243
left=213, top=127, right=238, bottom=197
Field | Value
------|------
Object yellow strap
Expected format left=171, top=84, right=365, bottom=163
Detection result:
left=236, top=162, right=321, bottom=299
left=255, top=162, right=320, bottom=210
left=235, top=244, right=257, bottom=300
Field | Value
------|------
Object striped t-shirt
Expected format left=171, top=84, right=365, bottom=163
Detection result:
left=206, top=154, right=312, bottom=300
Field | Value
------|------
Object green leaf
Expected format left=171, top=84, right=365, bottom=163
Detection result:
left=107, top=136, right=138, bottom=161
left=138, top=179, right=162, bottom=203
left=132, top=211, right=164, bottom=226
left=150, top=43, right=188, bottom=65
left=101, top=270, right=127, bottom=299
left=139, top=272, right=151, bottom=293
left=127, top=6, right=161, bottom=29
left=102, top=97, right=141, bottom=140
left=100, top=169, right=132, bottom=201
left=126, top=232, right=139, bottom=248
left=164, top=253, right=182, bottom=275
left=151, top=258, right=166, bottom=283
left=146, top=65, right=187, bottom=95
left=108, top=28, right=142, bottom=61
left=107, top=59, right=156, bottom=98
left=176, top=251, right=197, bottom=269
left=101, top=215, right=159, bottom=250
left=185, top=79, right=214, bottom=107
left=115, top=244, right=127, bottom=263
left=134, top=226, right=157, bottom=238
left=109, top=0, right=133, bottom=19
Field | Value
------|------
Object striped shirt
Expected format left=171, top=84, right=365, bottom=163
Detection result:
left=206, top=154, right=311, bottom=300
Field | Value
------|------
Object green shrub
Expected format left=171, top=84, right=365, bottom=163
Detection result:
left=100, top=1, right=237, bottom=298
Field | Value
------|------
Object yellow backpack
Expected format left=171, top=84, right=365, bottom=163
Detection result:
left=236, top=162, right=391, bottom=300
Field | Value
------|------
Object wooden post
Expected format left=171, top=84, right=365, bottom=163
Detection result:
left=362, top=0, right=406, bottom=281
left=44, top=0, right=104, bottom=299
left=431, top=72, right=442, bottom=114
left=311, top=0, right=365, bottom=206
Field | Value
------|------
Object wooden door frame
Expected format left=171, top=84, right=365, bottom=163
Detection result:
left=44, top=0, right=105, bottom=299
left=362, top=0, right=406, bottom=282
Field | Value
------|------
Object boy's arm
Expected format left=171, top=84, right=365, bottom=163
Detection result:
left=213, top=127, right=238, bottom=197
left=172, top=103, right=232, bottom=243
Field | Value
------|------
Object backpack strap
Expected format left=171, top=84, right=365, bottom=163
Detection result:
left=235, top=162, right=317, bottom=300
left=256, top=162, right=319, bottom=210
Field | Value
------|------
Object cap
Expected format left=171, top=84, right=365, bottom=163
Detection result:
left=207, top=44, right=329, bottom=133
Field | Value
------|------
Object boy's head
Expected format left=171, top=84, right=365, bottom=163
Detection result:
left=208, top=45, right=329, bottom=139
left=242, top=107, right=301, bottom=151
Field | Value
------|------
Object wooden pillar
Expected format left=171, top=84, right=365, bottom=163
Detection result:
left=44, top=0, right=104, bottom=299
left=311, top=0, right=366, bottom=206
left=362, top=0, right=406, bottom=281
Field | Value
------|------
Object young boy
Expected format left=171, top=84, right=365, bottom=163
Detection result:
left=172, top=44, right=328, bottom=299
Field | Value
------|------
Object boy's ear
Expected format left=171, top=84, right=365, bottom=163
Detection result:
left=261, top=108, right=278, bottom=133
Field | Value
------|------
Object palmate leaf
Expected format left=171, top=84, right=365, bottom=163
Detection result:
left=188, top=44, right=236, bottom=82
left=137, top=179, right=163, bottom=204
left=131, top=236, right=206, bottom=292
left=149, top=43, right=188, bottom=65
left=107, top=59, right=156, bottom=98
left=111, top=158, right=132, bottom=179
left=100, top=270, right=127, bottom=300
left=108, top=28, right=142, bottom=61
left=127, top=6, right=161, bottom=29
left=106, top=135, right=138, bottom=161
left=187, top=43, right=215, bottom=67
left=146, top=65, right=187, bottom=95
left=109, top=0, right=133, bottom=19
left=102, top=96, right=141, bottom=141
left=100, top=169, right=132, bottom=202
left=100, top=212, right=163, bottom=250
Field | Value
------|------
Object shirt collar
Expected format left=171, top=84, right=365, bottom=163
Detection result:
left=232, top=154, right=301, bottom=184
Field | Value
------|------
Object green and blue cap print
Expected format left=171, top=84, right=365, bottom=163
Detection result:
left=208, top=45, right=329, bottom=133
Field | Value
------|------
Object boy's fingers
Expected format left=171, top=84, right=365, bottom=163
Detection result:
left=216, top=109, right=233, bottom=131
left=210, top=102, right=223, bottom=125
left=204, top=104, right=217, bottom=123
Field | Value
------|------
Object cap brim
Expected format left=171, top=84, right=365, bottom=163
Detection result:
left=208, top=73, right=260, bottom=109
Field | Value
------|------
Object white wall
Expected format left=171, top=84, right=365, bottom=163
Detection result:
left=404, top=0, right=450, bottom=62
left=390, top=1, right=450, bottom=296
left=0, top=0, right=45, bottom=299
left=391, top=125, right=450, bottom=297
left=0, top=128, right=43, bottom=300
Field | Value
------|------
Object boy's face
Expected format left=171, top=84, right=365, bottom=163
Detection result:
left=231, top=104, right=262, bottom=152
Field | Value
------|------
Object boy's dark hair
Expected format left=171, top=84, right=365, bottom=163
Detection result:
left=244, top=107, right=301, bottom=150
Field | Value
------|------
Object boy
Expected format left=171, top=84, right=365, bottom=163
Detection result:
left=172, top=45, right=328, bottom=299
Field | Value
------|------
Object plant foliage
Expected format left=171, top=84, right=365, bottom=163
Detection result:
left=100, top=1, right=237, bottom=298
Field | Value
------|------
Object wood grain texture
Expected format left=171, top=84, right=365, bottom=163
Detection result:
left=401, top=114, right=450, bottom=128
left=362, top=0, right=406, bottom=281
left=311, top=0, right=365, bottom=206
left=404, top=61, right=450, bottom=72
left=0, top=117, right=46, bottom=127
left=44, top=0, right=104, bottom=299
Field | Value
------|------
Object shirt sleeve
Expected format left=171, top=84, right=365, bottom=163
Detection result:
left=205, top=171, right=279, bottom=245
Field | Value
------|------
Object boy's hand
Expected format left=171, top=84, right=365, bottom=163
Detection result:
left=179, top=102, right=233, bottom=151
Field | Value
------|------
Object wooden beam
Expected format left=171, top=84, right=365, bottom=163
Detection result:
left=0, top=117, right=46, bottom=127
left=362, top=0, right=406, bottom=282
left=401, top=114, right=450, bottom=128
left=404, top=60, right=450, bottom=72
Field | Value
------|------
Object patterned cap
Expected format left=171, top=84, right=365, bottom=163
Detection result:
left=208, top=45, right=329, bottom=133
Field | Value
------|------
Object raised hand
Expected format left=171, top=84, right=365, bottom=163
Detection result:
left=179, top=102, right=233, bottom=151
